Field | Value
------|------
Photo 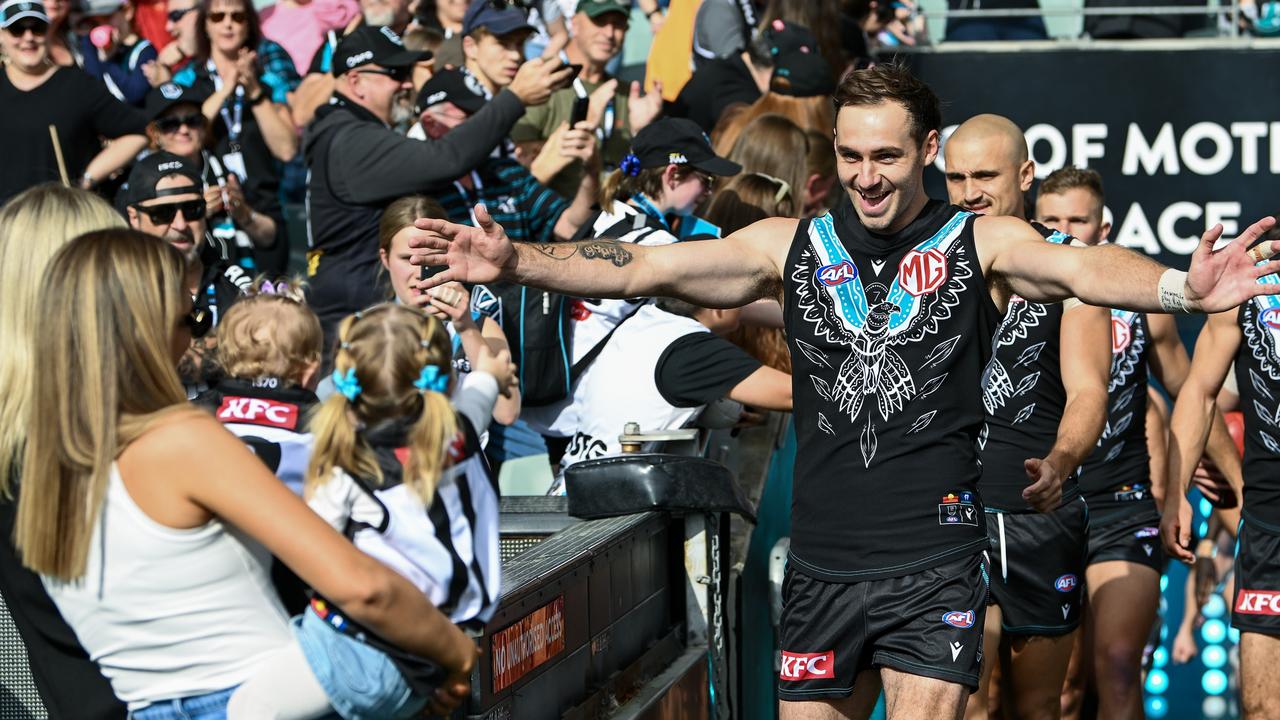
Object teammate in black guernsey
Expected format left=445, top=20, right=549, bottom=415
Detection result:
left=411, top=65, right=1280, bottom=719
left=1164, top=225, right=1280, bottom=719
left=1034, top=168, right=1245, bottom=720
left=942, top=117, right=1110, bottom=720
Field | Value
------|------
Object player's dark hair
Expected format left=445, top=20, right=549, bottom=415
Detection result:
left=1038, top=166, right=1106, bottom=205
left=831, top=63, right=941, bottom=145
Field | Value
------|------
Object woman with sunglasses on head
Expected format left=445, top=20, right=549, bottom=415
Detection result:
left=0, top=0, right=149, bottom=204
left=141, top=82, right=278, bottom=270
left=21, top=229, right=479, bottom=719
left=171, top=0, right=298, bottom=273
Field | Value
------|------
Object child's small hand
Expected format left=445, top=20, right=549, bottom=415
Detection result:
left=474, top=344, right=516, bottom=398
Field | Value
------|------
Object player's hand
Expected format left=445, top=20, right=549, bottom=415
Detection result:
left=1191, top=456, right=1239, bottom=508
left=1021, top=457, right=1062, bottom=512
left=411, top=204, right=516, bottom=288
left=508, top=56, right=575, bottom=107
left=1185, top=216, right=1280, bottom=313
left=1161, top=491, right=1196, bottom=564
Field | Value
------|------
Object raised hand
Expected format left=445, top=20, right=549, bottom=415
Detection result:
left=411, top=204, right=516, bottom=288
left=1185, top=216, right=1280, bottom=313
left=1021, top=457, right=1062, bottom=512
left=508, top=57, right=575, bottom=107
left=628, top=79, right=663, bottom=134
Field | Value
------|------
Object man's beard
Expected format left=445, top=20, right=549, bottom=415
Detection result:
left=390, top=92, right=415, bottom=127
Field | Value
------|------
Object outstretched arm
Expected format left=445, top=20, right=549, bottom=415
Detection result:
left=411, top=205, right=792, bottom=309
left=980, top=215, right=1280, bottom=313
left=1161, top=310, right=1242, bottom=562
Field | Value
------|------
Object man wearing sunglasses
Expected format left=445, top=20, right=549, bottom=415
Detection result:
left=123, top=151, right=251, bottom=392
left=303, top=23, right=573, bottom=352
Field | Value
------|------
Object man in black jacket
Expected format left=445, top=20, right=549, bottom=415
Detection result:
left=304, top=24, right=572, bottom=350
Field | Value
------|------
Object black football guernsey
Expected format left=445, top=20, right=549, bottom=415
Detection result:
left=1235, top=281, right=1280, bottom=528
left=1077, top=310, right=1153, bottom=518
left=977, top=223, right=1078, bottom=512
left=784, top=197, right=1001, bottom=582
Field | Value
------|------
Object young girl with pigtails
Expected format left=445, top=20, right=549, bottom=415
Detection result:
left=231, top=302, right=514, bottom=719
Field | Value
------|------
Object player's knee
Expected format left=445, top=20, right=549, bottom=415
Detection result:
left=1095, top=641, right=1142, bottom=680
left=1013, top=688, right=1062, bottom=720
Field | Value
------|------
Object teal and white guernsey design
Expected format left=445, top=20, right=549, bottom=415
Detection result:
left=784, top=198, right=1001, bottom=582
left=1235, top=267, right=1280, bottom=527
left=977, top=223, right=1078, bottom=513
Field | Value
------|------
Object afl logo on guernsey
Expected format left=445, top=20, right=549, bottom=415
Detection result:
left=898, top=248, right=948, bottom=297
left=1259, top=307, right=1280, bottom=330
left=1054, top=574, right=1078, bottom=592
left=1111, top=316, right=1132, bottom=354
left=817, top=260, right=857, bottom=287
left=942, top=610, right=975, bottom=628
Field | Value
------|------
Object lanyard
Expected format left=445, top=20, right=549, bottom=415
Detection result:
left=630, top=193, right=669, bottom=230
left=452, top=171, right=486, bottom=226
left=209, top=60, right=245, bottom=148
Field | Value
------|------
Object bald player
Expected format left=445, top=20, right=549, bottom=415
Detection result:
left=944, top=115, right=1111, bottom=720
left=1036, top=167, right=1244, bottom=719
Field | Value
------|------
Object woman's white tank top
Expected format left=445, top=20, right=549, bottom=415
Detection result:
left=42, top=463, right=293, bottom=708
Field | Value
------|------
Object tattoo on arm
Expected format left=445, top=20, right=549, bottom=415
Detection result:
left=580, top=241, right=634, bottom=267
left=531, top=240, right=634, bottom=267
left=177, top=336, right=223, bottom=387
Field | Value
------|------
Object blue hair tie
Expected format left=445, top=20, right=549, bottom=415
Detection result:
left=620, top=152, right=641, bottom=177
left=332, top=367, right=362, bottom=401
left=414, top=364, right=448, bottom=394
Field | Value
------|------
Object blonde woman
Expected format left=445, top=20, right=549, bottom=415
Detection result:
left=21, top=230, right=478, bottom=717
left=0, top=184, right=127, bottom=718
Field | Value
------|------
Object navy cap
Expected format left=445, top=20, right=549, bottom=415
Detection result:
left=122, top=152, right=202, bottom=206
left=0, top=0, right=49, bottom=27
left=462, top=0, right=533, bottom=36
left=144, top=82, right=209, bottom=121
left=625, top=118, right=741, bottom=177
left=416, top=68, right=488, bottom=115
left=332, top=25, right=432, bottom=76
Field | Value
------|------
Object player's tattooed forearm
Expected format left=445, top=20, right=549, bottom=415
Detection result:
left=580, top=241, right=634, bottom=267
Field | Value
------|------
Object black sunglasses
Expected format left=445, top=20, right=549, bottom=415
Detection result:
left=184, top=306, right=212, bottom=338
left=207, top=10, right=246, bottom=23
left=167, top=6, right=194, bottom=22
left=154, top=113, right=204, bottom=134
left=134, top=198, right=207, bottom=225
left=358, top=66, right=412, bottom=82
left=5, top=20, right=47, bottom=36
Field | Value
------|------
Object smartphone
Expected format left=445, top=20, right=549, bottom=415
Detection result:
left=420, top=263, right=447, bottom=283
left=569, top=94, right=590, bottom=126
left=564, top=63, right=583, bottom=79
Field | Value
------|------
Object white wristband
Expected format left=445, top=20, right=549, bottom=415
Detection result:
left=1158, top=269, right=1192, bottom=314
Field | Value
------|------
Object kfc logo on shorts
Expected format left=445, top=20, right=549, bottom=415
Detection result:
left=817, top=260, right=857, bottom=287
left=898, top=248, right=948, bottom=297
left=1054, top=574, right=1077, bottom=593
left=1235, top=589, right=1280, bottom=615
left=217, top=397, right=299, bottom=430
left=942, top=610, right=975, bottom=628
left=779, top=651, right=835, bottom=681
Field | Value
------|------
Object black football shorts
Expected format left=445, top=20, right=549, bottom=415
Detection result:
left=986, top=497, right=1088, bottom=636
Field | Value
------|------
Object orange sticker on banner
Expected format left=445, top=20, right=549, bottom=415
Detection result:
left=491, top=595, right=566, bottom=693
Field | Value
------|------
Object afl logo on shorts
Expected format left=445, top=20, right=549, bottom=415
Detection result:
left=1259, top=307, right=1280, bottom=330
left=1111, top=317, right=1131, bottom=354
left=1054, top=574, right=1078, bottom=593
left=817, top=260, right=857, bottom=287
left=942, top=610, right=975, bottom=628
left=898, top=248, right=948, bottom=297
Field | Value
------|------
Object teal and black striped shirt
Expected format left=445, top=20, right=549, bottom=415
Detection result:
left=431, top=157, right=569, bottom=243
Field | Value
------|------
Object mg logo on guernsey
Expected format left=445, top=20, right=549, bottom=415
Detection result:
left=216, top=397, right=299, bottom=430
left=1236, top=589, right=1280, bottom=615
left=817, top=260, right=857, bottom=287
left=779, top=651, right=835, bottom=681
left=898, top=248, right=948, bottom=297
left=1111, top=316, right=1131, bottom=354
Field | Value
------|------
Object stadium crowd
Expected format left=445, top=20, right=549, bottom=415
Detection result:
left=0, top=0, right=1275, bottom=718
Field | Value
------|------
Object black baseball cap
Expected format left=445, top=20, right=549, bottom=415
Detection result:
left=574, top=0, right=629, bottom=19
left=122, top=152, right=202, bottom=206
left=144, top=82, right=209, bottom=121
left=0, top=0, right=49, bottom=27
left=332, top=25, right=432, bottom=77
left=763, top=20, right=835, bottom=97
left=416, top=67, right=488, bottom=115
left=462, top=0, right=533, bottom=36
left=625, top=118, right=741, bottom=176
